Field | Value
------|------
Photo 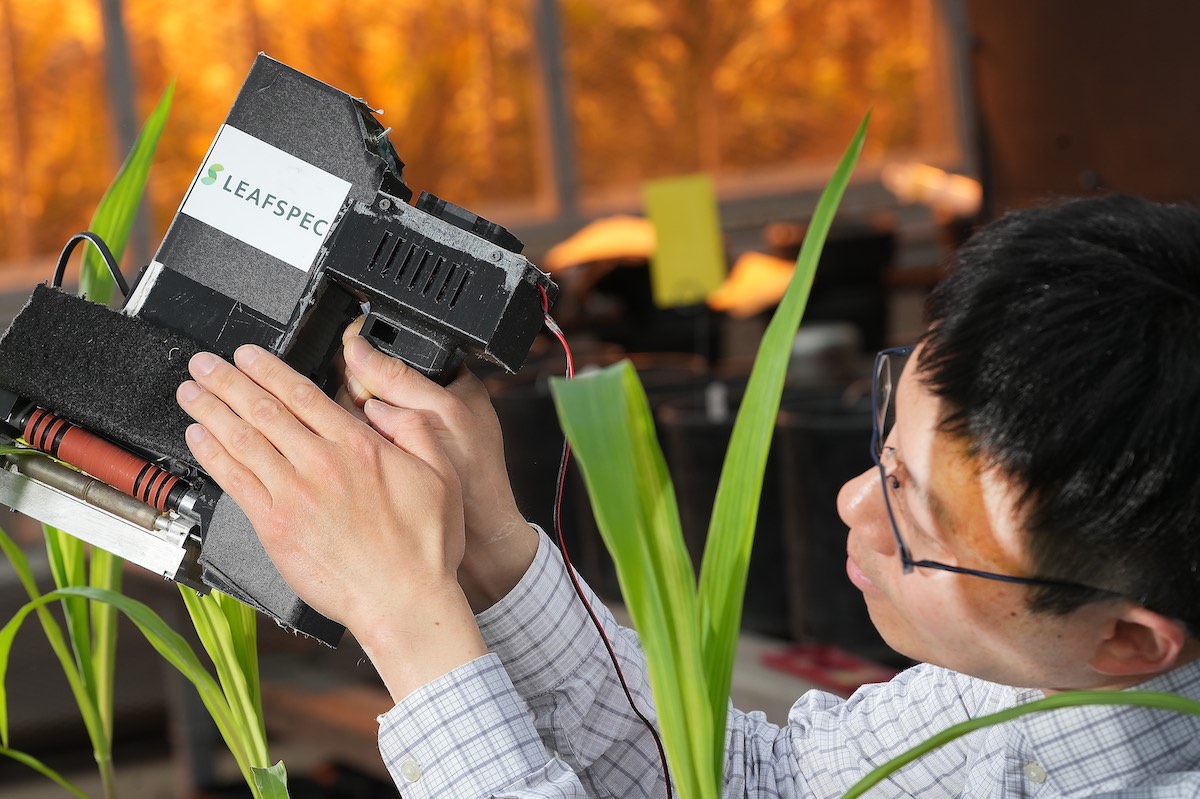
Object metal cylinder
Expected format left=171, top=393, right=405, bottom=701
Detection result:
left=10, top=453, right=161, bottom=530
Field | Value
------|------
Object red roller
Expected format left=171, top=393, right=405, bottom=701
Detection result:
left=22, top=407, right=185, bottom=512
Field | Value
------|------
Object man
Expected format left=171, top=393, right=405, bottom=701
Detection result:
left=176, top=193, right=1200, bottom=796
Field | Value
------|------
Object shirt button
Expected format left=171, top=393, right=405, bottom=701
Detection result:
left=1023, top=761, right=1048, bottom=784
left=399, top=757, right=422, bottom=783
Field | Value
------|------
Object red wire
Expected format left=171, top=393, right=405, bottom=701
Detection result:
left=537, top=284, right=673, bottom=798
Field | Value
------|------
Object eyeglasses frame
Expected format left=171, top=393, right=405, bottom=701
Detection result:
left=869, top=345, right=1121, bottom=598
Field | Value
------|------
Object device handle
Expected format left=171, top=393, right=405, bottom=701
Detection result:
left=359, top=309, right=464, bottom=386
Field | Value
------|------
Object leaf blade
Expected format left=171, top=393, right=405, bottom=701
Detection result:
left=253, top=761, right=290, bottom=799
left=0, top=745, right=92, bottom=799
left=696, top=113, right=869, bottom=780
left=552, top=362, right=716, bottom=799
left=80, top=80, right=174, bottom=305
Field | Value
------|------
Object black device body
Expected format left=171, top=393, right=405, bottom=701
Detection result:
left=0, top=55, right=557, bottom=646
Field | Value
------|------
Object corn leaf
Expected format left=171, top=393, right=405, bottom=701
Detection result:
left=79, top=79, right=174, bottom=305
left=0, top=527, right=100, bottom=751
left=43, top=525, right=93, bottom=700
left=253, top=761, right=290, bottom=799
left=841, top=690, right=1200, bottom=798
left=550, top=113, right=868, bottom=798
left=180, top=588, right=269, bottom=767
left=0, top=745, right=91, bottom=799
left=218, top=591, right=264, bottom=738
left=696, top=113, right=869, bottom=778
left=3, top=586, right=273, bottom=795
left=552, top=362, right=711, bottom=799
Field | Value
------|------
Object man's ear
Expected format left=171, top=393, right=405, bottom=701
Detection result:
left=1090, top=605, right=1190, bottom=678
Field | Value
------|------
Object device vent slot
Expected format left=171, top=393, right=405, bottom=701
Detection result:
left=379, top=235, right=408, bottom=280
left=447, top=269, right=471, bottom=309
left=421, top=257, right=445, bottom=297
left=408, top=250, right=433, bottom=290
left=369, top=231, right=395, bottom=274
left=392, top=242, right=418, bottom=284
left=436, top=265, right=459, bottom=304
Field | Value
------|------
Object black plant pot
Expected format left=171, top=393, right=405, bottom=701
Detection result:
left=653, top=380, right=798, bottom=639
left=776, top=393, right=907, bottom=666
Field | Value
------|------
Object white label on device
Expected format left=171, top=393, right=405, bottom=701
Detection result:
left=179, top=124, right=351, bottom=272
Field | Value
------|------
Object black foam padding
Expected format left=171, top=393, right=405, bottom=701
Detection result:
left=201, top=494, right=344, bottom=646
left=0, top=284, right=200, bottom=466
left=0, top=284, right=342, bottom=644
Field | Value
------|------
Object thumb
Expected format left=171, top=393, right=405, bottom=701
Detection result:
left=363, top=399, right=451, bottom=474
left=343, top=335, right=439, bottom=406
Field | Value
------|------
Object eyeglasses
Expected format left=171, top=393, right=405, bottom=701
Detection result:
left=870, top=346, right=1120, bottom=597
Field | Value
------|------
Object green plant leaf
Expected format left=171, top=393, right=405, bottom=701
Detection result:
left=25, top=587, right=270, bottom=794
left=551, top=114, right=869, bottom=798
left=79, top=79, right=174, bottom=306
left=696, top=112, right=869, bottom=779
left=218, top=591, right=264, bottom=738
left=180, top=588, right=268, bottom=768
left=0, top=519, right=44, bottom=602
left=0, top=745, right=91, bottom=799
left=841, top=690, right=1200, bottom=798
left=0, top=527, right=100, bottom=751
left=43, top=524, right=94, bottom=698
left=89, top=547, right=123, bottom=747
left=551, top=362, right=713, bottom=799
left=253, top=761, right=290, bottom=799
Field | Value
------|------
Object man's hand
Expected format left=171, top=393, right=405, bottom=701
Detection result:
left=338, top=324, right=539, bottom=611
left=176, top=344, right=487, bottom=701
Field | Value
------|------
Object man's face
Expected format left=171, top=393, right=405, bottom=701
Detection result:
left=836, top=345, right=1120, bottom=690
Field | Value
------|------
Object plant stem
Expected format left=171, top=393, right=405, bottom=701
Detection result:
left=98, top=754, right=117, bottom=799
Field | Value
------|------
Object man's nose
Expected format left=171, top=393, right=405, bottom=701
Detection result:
left=837, top=466, right=897, bottom=555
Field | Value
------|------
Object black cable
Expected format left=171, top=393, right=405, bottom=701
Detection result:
left=537, top=288, right=674, bottom=798
left=550, top=437, right=675, bottom=799
left=52, top=232, right=131, bottom=300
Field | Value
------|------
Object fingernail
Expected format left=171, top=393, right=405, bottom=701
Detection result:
left=191, top=352, right=218, bottom=376
left=185, top=424, right=208, bottom=444
left=178, top=381, right=203, bottom=402
left=347, top=375, right=368, bottom=401
left=346, top=336, right=373, bottom=363
left=235, top=344, right=263, bottom=365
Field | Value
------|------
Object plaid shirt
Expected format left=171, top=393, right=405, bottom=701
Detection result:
left=377, top=530, right=1200, bottom=797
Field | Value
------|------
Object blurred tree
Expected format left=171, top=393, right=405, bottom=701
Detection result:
left=0, top=0, right=958, bottom=270
left=0, top=0, right=113, bottom=263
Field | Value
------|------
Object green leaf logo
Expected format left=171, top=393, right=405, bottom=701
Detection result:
left=200, top=163, right=224, bottom=186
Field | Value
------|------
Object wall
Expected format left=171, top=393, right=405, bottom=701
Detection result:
left=966, top=0, right=1200, bottom=214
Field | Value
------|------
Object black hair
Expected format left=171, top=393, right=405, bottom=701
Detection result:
left=920, top=193, right=1200, bottom=633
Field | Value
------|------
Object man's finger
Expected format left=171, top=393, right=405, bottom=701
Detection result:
left=362, top=399, right=456, bottom=478
left=186, top=350, right=327, bottom=464
left=176, top=376, right=297, bottom=486
left=181, top=420, right=273, bottom=514
left=228, top=345, right=362, bottom=445
left=333, top=384, right=368, bottom=422
left=342, top=335, right=449, bottom=409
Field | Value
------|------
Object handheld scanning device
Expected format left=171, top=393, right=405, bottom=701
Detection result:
left=0, top=55, right=558, bottom=645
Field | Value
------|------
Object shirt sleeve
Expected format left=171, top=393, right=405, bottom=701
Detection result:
left=474, top=528, right=1014, bottom=799
left=475, top=527, right=668, bottom=798
left=380, top=525, right=1013, bottom=799
left=376, top=653, right=588, bottom=798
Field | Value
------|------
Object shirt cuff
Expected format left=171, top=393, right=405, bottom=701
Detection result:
left=377, top=653, right=554, bottom=798
left=475, top=526, right=611, bottom=696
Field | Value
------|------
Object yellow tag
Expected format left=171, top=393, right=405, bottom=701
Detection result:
left=643, top=173, right=726, bottom=308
